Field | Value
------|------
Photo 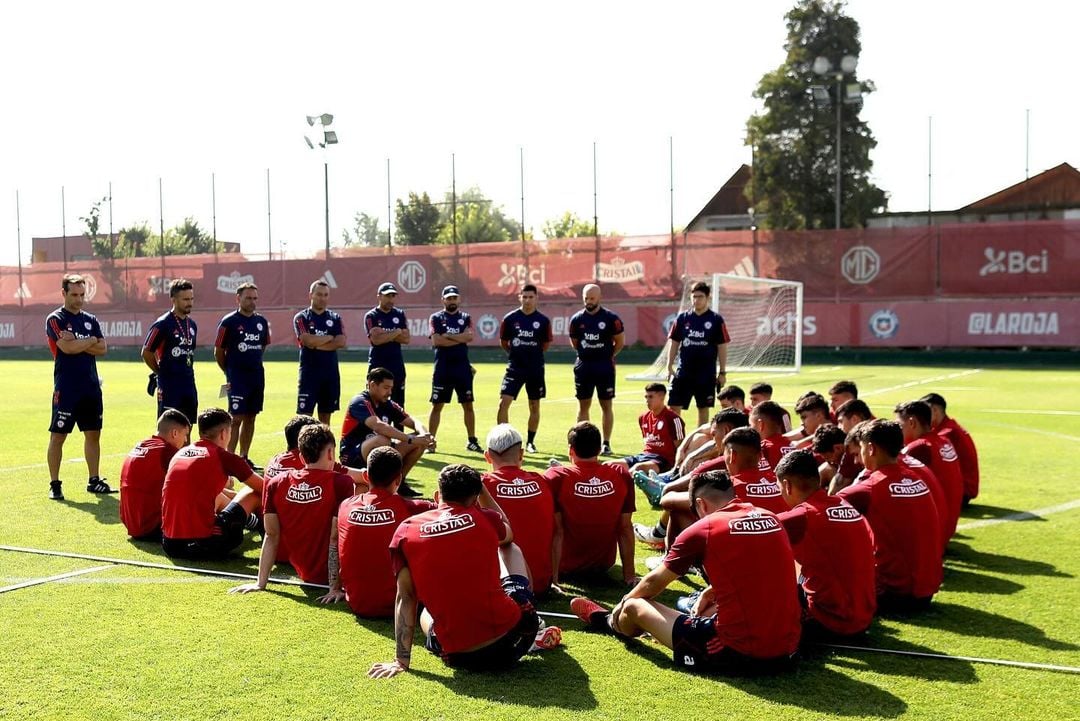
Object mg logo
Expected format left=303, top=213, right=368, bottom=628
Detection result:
left=841, top=245, right=881, bottom=284
left=397, top=261, right=426, bottom=293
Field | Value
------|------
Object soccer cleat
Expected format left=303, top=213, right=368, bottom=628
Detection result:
left=526, top=442, right=538, bottom=454
left=632, top=471, right=665, bottom=507
left=569, top=596, right=610, bottom=630
left=244, top=512, right=264, bottom=534
left=86, top=477, right=117, bottom=494
left=601, top=442, right=614, bottom=457
left=48, top=481, right=65, bottom=501
left=465, top=440, right=483, bottom=453
left=397, top=480, right=423, bottom=498
left=632, top=522, right=666, bottom=549
left=529, top=623, right=563, bottom=652
left=548, top=458, right=562, bottom=468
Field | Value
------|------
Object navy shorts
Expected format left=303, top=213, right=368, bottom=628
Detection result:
left=622, top=452, right=671, bottom=473
left=501, top=368, right=546, bottom=401
left=574, top=362, right=616, bottom=401
left=668, top=369, right=715, bottom=409
left=158, top=384, right=198, bottom=427
left=50, top=388, right=103, bottom=434
left=425, top=574, right=540, bottom=670
left=671, top=613, right=795, bottom=675
left=228, top=373, right=265, bottom=416
left=161, top=521, right=243, bottom=561
left=431, top=371, right=474, bottom=404
left=297, top=373, right=340, bottom=415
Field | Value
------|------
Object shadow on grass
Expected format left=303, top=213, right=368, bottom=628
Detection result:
left=622, top=637, right=908, bottom=717
left=821, top=625, right=978, bottom=684
left=410, top=647, right=598, bottom=710
left=912, top=602, right=1079, bottom=651
left=946, top=540, right=1072, bottom=579
left=64, top=493, right=119, bottom=527
left=941, top=567, right=1025, bottom=595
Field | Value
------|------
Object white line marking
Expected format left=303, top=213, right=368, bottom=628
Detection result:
left=981, top=421, right=1080, bottom=443
left=822, top=643, right=1080, bottom=675
left=981, top=409, right=1080, bottom=417
left=956, top=499, right=1080, bottom=531
left=861, top=369, right=983, bottom=398
left=0, top=564, right=114, bottom=594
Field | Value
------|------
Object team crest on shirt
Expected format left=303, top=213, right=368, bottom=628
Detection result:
left=744, top=480, right=782, bottom=497
left=533, top=321, right=540, bottom=329
left=574, top=477, right=615, bottom=498
left=825, top=505, right=862, bottom=522
left=84, top=322, right=92, bottom=330
left=888, top=480, right=929, bottom=498
left=656, top=420, right=664, bottom=430
left=257, top=322, right=264, bottom=331
left=420, top=512, right=476, bottom=537
left=348, top=506, right=396, bottom=526
left=327, top=319, right=334, bottom=327
left=939, top=443, right=958, bottom=462
left=729, top=515, right=782, bottom=535
left=171, top=347, right=183, bottom=357
left=286, top=482, right=324, bottom=504
left=392, top=317, right=400, bottom=324
left=129, top=446, right=149, bottom=458
left=704, top=321, right=712, bottom=329
left=598, top=321, right=606, bottom=329
left=496, top=479, right=542, bottom=498
left=457, top=318, right=464, bottom=326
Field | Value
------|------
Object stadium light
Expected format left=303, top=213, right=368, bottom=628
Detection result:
left=305, top=113, right=338, bottom=260
left=813, top=54, right=860, bottom=229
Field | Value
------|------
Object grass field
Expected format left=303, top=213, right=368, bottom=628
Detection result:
left=1, top=356, right=1078, bottom=720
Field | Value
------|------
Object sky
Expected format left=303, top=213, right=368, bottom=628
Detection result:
left=1, top=0, right=1077, bottom=265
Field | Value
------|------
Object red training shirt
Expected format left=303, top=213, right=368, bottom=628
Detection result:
left=936, top=417, right=979, bottom=500
left=730, top=468, right=789, bottom=515
left=904, top=432, right=963, bottom=541
left=899, top=452, right=950, bottom=556
left=263, top=468, right=354, bottom=584
left=638, top=408, right=685, bottom=468
left=162, top=441, right=253, bottom=539
left=760, top=433, right=795, bottom=472
left=482, top=467, right=556, bottom=594
left=544, top=460, right=635, bottom=575
left=120, top=436, right=180, bottom=538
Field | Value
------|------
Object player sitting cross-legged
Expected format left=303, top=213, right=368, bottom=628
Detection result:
left=120, top=409, right=192, bottom=541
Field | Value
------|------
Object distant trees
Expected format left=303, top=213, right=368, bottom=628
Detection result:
left=542, top=211, right=596, bottom=239
left=80, top=197, right=222, bottom=257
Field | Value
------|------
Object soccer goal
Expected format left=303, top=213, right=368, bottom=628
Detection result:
left=627, top=273, right=804, bottom=380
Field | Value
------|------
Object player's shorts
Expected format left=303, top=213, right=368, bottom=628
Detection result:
left=158, top=384, right=198, bottom=427
left=668, top=369, right=716, bottom=409
left=671, top=613, right=796, bottom=675
left=161, top=521, right=243, bottom=561
left=622, top=452, right=671, bottom=473
left=227, top=372, right=265, bottom=415
left=500, top=368, right=546, bottom=401
left=430, top=371, right=474, bottom=404
left=425, top=574, right=541, bottom=671
left=49, top=388, right=103, bottom=434
left=297, top=373, right=340, bottom=415
left=573, top=361, right=616, bottom=401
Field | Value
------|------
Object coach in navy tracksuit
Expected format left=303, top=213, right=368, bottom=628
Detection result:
left=294, top=279, right=346, bottom=425
left=665, top=280, right=730, bottom=426
left=365, top=282, right=410, bottom=411
left=142, top=279, right=198, bottom=427
left=496, top=283, right=552, bottom=454
left=568, top=283, right=624, bottom=456
left=214, top=281, right=270, bottom=464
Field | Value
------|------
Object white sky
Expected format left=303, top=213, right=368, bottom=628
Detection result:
left=1, top=0, right=1076, bottom=264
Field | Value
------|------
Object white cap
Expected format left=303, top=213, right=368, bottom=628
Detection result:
left=486, top=424, right=523, bottom=454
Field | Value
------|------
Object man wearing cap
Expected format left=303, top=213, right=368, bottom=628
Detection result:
left=428, top=285, right=480, bottom=452
left=366, top=283, right=410, bottom=412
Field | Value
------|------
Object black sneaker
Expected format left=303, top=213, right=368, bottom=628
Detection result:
left=465, top=440, right=483, bottom=453
left=49, top=481, right=65, bottom=501
left=601, top=442, right=614, bottom=457
left=398, top=480, right=423, bottom=498
left=86, top=477, right=117, bottom=494
left=244, top=457, right=264, bottom=474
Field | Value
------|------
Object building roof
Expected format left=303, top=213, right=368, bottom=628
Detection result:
left=961, top=162, right=1080, bottom=213
left=685, top=164, right=752, bottom=229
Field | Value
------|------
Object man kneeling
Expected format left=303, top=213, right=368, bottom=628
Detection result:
left=571, top=469, right=801, bottom=674
left=369, top=464, right=561, bottom=677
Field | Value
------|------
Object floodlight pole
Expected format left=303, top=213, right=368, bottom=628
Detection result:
left=834, top=74, right=842, bottom=230
left=61, top=186, right=67, bottom=270
left=324, top=161, right=330, bottom=261
left=15, top=190, right=24, bottom=309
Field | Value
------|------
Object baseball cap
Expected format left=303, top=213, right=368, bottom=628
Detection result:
left=377, top=282, right=398, bottom=295
left=486, top=423, right=523, bottom=454
left=442, top=285, right=461, bottom=298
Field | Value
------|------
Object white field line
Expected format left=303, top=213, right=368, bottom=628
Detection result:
left=0, top=564, right=115, bottom=594
left=860, top=369, right=983, bottom=398
left=981, top=409, right=1080, bottom=417
left=956, top=499, right=1080, bottom=531
left=981, top=421, right=1080, bottom=443
left=1, top=575, right=222, bottom=586
left=822, top=643, right=1080, bottom=675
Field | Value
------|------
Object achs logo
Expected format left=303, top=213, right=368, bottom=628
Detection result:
left=841, top=245, right=881, bottom=284
left=286, top=482, right=323, bottom=504
left=496, top=480, right=542, bottom=498
left=888, top=480, right=929, bottom=498
left=729, top=515, right=782, bottom=535
left=868, top=309, right=900, bottom=339
left=420, top=512, right=476, bottom=537
left=939, top=442, right=958, bottom=462
left=825, top=504, right=862, bottom=522
left=476, top=314, right=500, bottom=340
left=978, top=248, right=1048, bottom=276
left=574, top=478, right=615, bottom=498
left=348, top=506, right=395, bottom=526
left=744, top=481, right=781, bottom=497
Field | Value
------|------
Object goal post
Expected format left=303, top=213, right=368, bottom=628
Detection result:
left=627, top=273, right=804, bottom=381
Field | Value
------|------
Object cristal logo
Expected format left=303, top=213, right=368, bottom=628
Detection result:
left=744, top=481, right=781, bottom=497
left=888, top=481, right=929, bottom=498
left=594, top=257, right=645, bottom=283
left=841, top=245, right=881, bottom=284
left=574, top=479, right=615, bottom=497
left=217, top=271, right=256, bottom=294
left=420, top=512, right=475, bottom=537
left=496, top=480, right=542, bottom=498
left=979, top=248, right=1049, bottom=276
left=729, top=515, right=782, bottom=535
left=348, top=506, right=395, bottom=526
left=286, top=482, right=323, bottom=504
left=825, top=505, right=862, bottom=522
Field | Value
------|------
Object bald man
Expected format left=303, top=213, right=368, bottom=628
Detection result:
left=568, top=284, right=625, bottom=456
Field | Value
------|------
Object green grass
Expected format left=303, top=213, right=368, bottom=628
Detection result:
left=1, top=358, right=1078, bottom=720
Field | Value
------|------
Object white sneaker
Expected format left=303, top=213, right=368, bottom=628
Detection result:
left=632, top=522, right=665, bottom=549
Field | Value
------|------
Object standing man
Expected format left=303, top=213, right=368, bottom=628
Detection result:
left=214, top=282, right=270, bottom=465
left=569, top=283, right=625, bottom=456
left=142, top=279, right=198, bottom=427
left=46, top=273, right=110, bottom=500
left=666, top=281, right=730, bottom=426
left=365, top=282, right=410, bottom=411
left=428, top=285, right=480, bottom=452
left=294, top=279, right=346, bottom=425
left=497, top=284, right=552, bottom=454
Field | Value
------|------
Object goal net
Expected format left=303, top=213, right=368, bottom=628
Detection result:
left=627, top=273, right=803, bottom=381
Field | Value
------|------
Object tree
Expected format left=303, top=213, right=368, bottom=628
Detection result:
left=117, top=222, right=153, bottom=257
left=542, top=211, right=596, bottom=239
left=747, top=0, right=886, bottom=229
left=80, top=196, right=116, bottom=258
left=342, top=212, right=390, bottom=247
left=437, top=186, right=521, bottom=244
left=394, top=192, right=443, bottom=245
left=165, top=218, right=218, bottom=255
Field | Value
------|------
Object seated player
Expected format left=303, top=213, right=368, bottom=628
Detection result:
left=749, top=401, right=794, bottom=470
left=775, top=450, right=876, bottom=639
left=615, top=383, right=685, bottom=477
left=482, top=424, right=557, bottom=595
left=161, top=408, right=264, bottom=560
left=749, top=382, right=792, bottom=431
left=368, top=464, right=561, bottom=678
left=837, top=420, right=943, bottom=613
left=716, top=384, right=747, bottom=412
left=920, top=392, right=980, bottom=504
left=785, top=393, right=831, bottom=448
left=812, top=423, right=848, bottom=489
left=828, top=399, right=875, bottom=493
left=570, top=469, right=801, bottom=675
left=828, top=380, right=859, bottom=420
left=339, top=367, right=434, bottom=497
left=895, top=400, right=963, bottom=543
left=230, top=424, right=354, bottom=590
left=323, top=447, right=436, bottom=616
left=120, top=409, right=191, bottom=541
left=544, top=422, right=636, bottom=586
left=898, top=447, right=950, bottom=557
left=265, top=414, right=321, bottom=479
left=720, top=427, right=788, bottom=514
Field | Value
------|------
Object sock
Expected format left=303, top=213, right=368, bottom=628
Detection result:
left=589, top=611, right=612, bottom=631
left=653, top=521, right=666, bottom=535
left=468, top=436, right=478, bottom=444
left=219, top=501, right=246, bottom=523
left=244, top=512, right=263, bottom=531
left=527, top=431, right=537, bottom=444
left=603, top=439, right=610, bottom=445
left=88, top=475, right=100, bottom=483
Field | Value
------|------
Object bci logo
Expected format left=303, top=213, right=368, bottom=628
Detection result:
left=978, top=248, right=1049, bottom=276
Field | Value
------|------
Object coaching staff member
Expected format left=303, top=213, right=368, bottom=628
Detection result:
left=142, top=278, right=198, bottom=427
